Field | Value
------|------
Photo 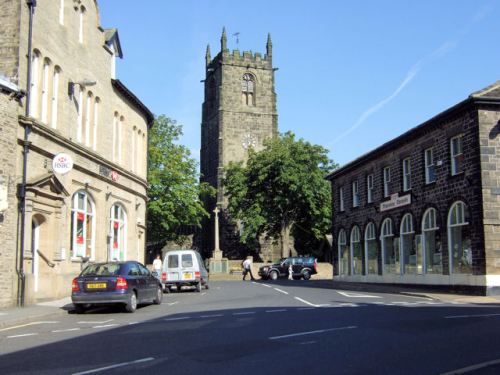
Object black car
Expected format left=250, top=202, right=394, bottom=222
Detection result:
left=71, top=261, right=163, bottom=313
left=258, top=256, right=317, bottom=280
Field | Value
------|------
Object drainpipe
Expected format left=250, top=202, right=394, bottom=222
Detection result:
left=17, top=0, right=37, bottom=307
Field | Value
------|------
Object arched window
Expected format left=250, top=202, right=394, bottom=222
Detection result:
left=350, top=226, right=362, bottom=275
left=448, top=201, right=472, bottom=274
left=76, top=87, right=84, bottom=142
left=78, top=6, right=86, bottom=43
left=50, top=66, right=60, bottom=129
left=84, top=91, right=93, bottom=146
left=110, top=204, right=127, bottom=261
left=71, top=191, right=95, bottom=259
left=241, top=73, right=255, bottom=106
left=338, top=229, right=349, bottom=276
left=92, top=97, right=99, bottom=150
left=422, top=208, right=442, bottom=274
left=365, top=222, right=378, bottom=275
left=381, top=218, right=398, bottom=274
left=29, top=50, right=41, bottom=118
left=401, top=213, right=417, bottom=274
left=40, top=58, right=50, bottom=123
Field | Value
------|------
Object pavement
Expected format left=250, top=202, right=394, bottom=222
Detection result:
left=1, top=278, right=500, bottom=330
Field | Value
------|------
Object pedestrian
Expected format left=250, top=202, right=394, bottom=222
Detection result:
left=242, top=257, right=256, bottom=281
left=288, top=263, right=293, bottom=280
left=153, top=254, right=162, bottom=279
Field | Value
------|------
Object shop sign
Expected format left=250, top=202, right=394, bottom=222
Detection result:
left=99, top=165, right=119, bottom=182
left=380, top=193, right=411, bottom=212
left=52, top=153, right=74, bottom=175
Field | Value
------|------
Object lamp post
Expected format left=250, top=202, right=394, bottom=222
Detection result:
left=213, top=206, right=221, bottom=257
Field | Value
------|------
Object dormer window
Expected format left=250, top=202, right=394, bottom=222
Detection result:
left=241, top=73, right=255, bottom=106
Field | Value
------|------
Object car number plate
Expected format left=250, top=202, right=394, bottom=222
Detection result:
left=86, top=282, right=107, bottom=289
left=183, top=273, right=193, bottom=280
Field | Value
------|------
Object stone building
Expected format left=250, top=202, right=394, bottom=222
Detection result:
left=326, top=81, right=500, bottom=295
left=200, top=28, right=278, bottom=260
left=0, top=0, right=153, bottom=307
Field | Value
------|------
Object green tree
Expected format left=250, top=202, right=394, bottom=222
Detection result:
left=147, top=115, right=215, bottom=244
left=223, top=131, right=336, bottom=258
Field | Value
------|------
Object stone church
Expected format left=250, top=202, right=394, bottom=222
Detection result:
left=200, top=29, right=279, bottom=261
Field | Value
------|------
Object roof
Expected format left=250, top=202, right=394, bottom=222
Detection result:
left=111, top=79, right=154, bottom=127
left=326, top=81, right=500, bottom=181
left=104, top=28, right=123, bottom=58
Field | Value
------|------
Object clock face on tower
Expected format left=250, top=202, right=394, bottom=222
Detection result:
left=241, top=133, right=257, bottom=149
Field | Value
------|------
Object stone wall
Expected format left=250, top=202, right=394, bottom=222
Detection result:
left=0, top=0, right=21, bottom=81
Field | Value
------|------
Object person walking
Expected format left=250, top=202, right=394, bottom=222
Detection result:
left=153, top=254, right=162, bottom=279
left=242, top=257, right=256, bottom=281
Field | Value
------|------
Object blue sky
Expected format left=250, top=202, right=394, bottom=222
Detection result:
left=98, top=0, right=499, bottom=167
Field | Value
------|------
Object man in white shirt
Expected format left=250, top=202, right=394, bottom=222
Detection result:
left=242, top=257, right=255, bottom=281
left=153, top=254, right=162, bottom=279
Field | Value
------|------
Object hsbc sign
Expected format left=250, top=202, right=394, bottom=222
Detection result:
left=52, top=153, right=74, bottom=175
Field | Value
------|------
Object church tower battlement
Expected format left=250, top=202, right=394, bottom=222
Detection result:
left=200, top=28, right=278, bottom=260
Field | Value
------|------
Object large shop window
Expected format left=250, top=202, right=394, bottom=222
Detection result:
left=422, top=208, right=442, bottom=274
left=71, top=191, right=95, bottom=259
left=338, top=229, right=349, bottom=275
left=401, top=214, right=419, bottom=274
left=448, top=201, right=472, bottom=274
left=110, top=204, right=127, bottom=261
left=365, top=222, right=378, bottom=275
left=381, top=218, right=399, bottom=274
left=350, top=226, right=363, bottom=275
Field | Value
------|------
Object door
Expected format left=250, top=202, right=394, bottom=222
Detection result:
left=32, top=219, right=40, bottom=292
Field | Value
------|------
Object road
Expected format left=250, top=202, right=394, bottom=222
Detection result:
left=1, top=280, right=500, bottom=374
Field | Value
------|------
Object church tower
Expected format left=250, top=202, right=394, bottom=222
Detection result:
left=200, top=29, right=278, bottom=259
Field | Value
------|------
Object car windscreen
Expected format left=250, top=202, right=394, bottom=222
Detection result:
left=81, top=263, right=121, bottom=276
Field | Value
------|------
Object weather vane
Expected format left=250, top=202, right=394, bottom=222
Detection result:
left=233, top=32, right=240, bottom=45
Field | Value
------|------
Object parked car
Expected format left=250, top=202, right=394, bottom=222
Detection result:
left=161, top=249, right=209, bottom=292
left=71, top=261, right=163, bottom=313
left=258, top=256, right=317, bottom=280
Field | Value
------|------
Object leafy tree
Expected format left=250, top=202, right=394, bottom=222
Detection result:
left=147, top=115, right=215, bottom=244
left=223, top=131, right=336, bottom=258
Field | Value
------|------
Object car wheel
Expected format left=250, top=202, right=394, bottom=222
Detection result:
left=73, top=303, right=86, bottom=314
left=153, top=286, right=163, bottom=304
left=125, top=292, right=137, bottom=313
left=270, top=271, right=278, bottom=280
left=302, top=270, right=311, bottom=280
left=196, top=281, right=202, bottom=293
left=163, top=285, right=169, bottom=294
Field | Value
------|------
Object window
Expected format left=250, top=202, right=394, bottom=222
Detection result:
left=365, top=222, right=378, bottom=275
left=78, top=6, right=85, bottom=43
left=168, top=255, right=179, bottom=268
left=339, top=187, right=344, bottom=212
left=92, top=97, right=99, bottom=150
left=110, top=204, right=126, bottom=261
left=76, top=88, right=83, bottom=142
left=338, top=229, right=349, bottom=276
left=84, top=92, right=92, bottom=146
left=400, top=214, right=418, bottom=274
left=40, top=59, right=50, bottom=123
left=367, top=174, right=374, bottom=203
left=450, top=135, right=464, bottom=175
left=71, top=191, right=95, bottom=259
left=113, top=113, right=123, bottom=163
left=383, top=167, right=391, bottom=198
left=29, top=51, right=40, bottom=118
left=352, top=181, right=359, bottom=207
left=403, top=158, right=411, bottom=191
left=241, top=73, right=255, bottom=106
left=425, top=148, right=436, bottom=184
left=181, top=254, right=193, bottom=268
left=448, top=201, right=472, bottom=274
left=50, top=66, right=60, bottom=129
left=59, top=0, right=64, bottom=25
left=381, top=218, right=398, bottom=274
left=131, top=126, right=137, bottom=172
left=350, top=226, right=362, bottom=275
left=422, top=208, right=441, bottom=274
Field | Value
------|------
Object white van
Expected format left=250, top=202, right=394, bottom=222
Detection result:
left=161, top=250, right=209, bottom=293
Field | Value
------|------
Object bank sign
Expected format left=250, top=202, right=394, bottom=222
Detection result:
left=380, top=193, right=411, bottom=212
left=52, top=153, right=74, bottom=175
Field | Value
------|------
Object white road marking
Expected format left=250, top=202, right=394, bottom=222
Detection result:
left=274, top=288, right=289, bottom=295
left=233, top=311, right=256, bottom=315
left=78, top=319, right=114, bottom=324
left=445, top=313, right=500, bottom=319
left=266, top=309, right=287, bottom=313
left=294, top=297, right=319, bottom=307
left=0, top=321, right=58, bottom=332
left=260, top=284, right=272, bottom=288
left=92, top=324, right=119, bottom=329
left=167, top=302, right=179, bottom=306
left=337, top=291, right=381, bottom=298
left=269, top=326, right=357, bottom=340
left=52, top=328, right=81, bottom=333
left=72, top=357, right=154, bottom=375
left=439, top=357, right=500, bottom=375
left=7, top=333, right=39, bottom=338
left=200, top=314, right=223, bottom=318
left=201, top=292, right=207, bottom=296
left=128, top=322, right=139, bottom=325
left=164, top=317, right=191, bottom=321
